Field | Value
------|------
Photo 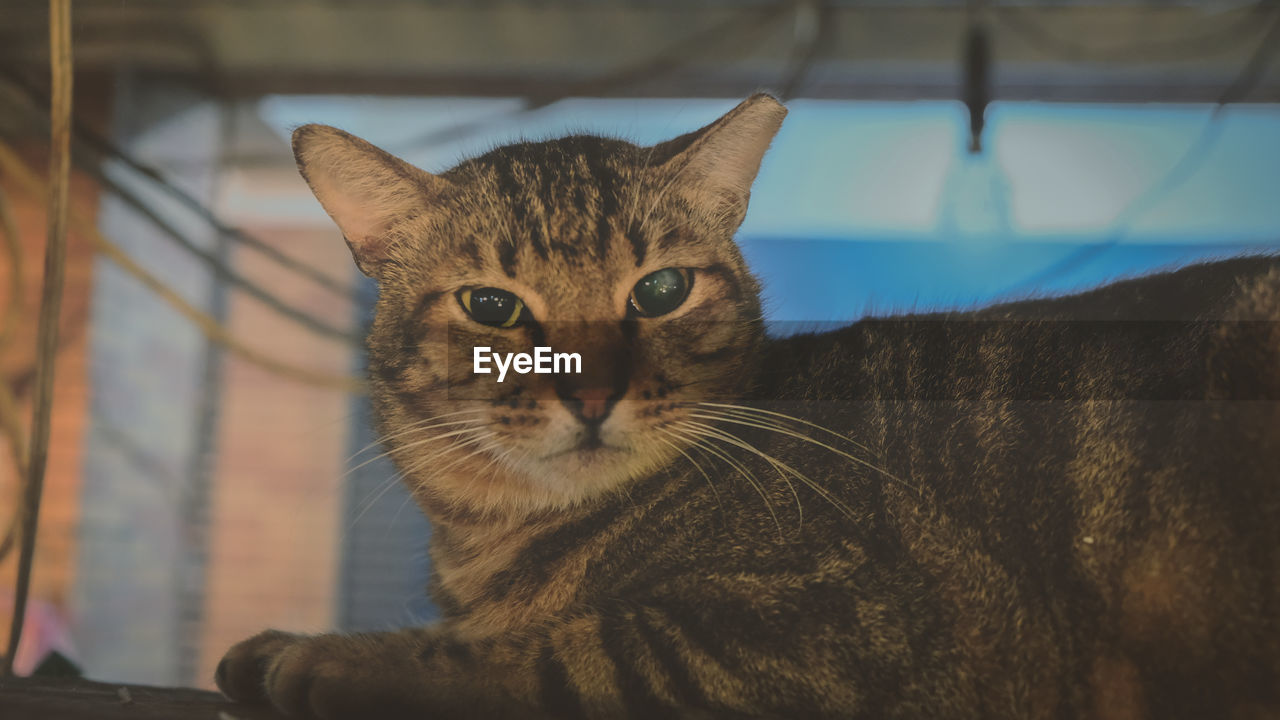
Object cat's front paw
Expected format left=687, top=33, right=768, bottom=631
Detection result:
left=216, top=629, right=303, bottom=705
left=217, top=630, right=428, bottom=719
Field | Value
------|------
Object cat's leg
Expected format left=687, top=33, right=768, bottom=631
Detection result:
left=216, top=592, right=970, bottom=720
left=218, top=611, right=717, bottom=720
left=216, top=604, right=844, bottom=719
left=217, top=625, right=547, bottom=719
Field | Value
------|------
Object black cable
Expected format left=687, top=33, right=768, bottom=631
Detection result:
left=84, top=158, right=362, bottom=345
left=992, top=0, right=1278, bottom=64
left=0, top=67, right=358, bottom=299
left=997, top=2, right=1280, bottom=298
left=389, top=1, right=794, bottom=155
left=778, top=0, right=832, bottom=103
left=0, top=74, right=363, bottom=344
left=963, top=22, right=991, bottom=154
left=0, top=3, right=793, bottom=348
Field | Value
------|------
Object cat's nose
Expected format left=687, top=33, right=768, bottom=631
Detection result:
left=547, top=322, right=629, bottom=425
left=561, top=386, right=617, bottom=425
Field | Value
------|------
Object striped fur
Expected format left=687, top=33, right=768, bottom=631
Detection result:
left=218, top=95, right=1280, bottom=719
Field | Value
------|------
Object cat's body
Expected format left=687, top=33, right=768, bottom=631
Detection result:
left=217, top=96, right=1280, bottom=719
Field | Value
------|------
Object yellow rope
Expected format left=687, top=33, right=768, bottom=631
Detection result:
left=0, top=183, right=24, bottom=566
left=94, top=228, right=366, bottom=392
left=3, top=0, right=72, bottom=676
left=0, top=85, right=28, bottom=567
left=0, top=184, right=21, bottom=350
left=0, top=381, right=26, bottom=565
left=1, top=3, right=359, bottom=673
left=0, top=144, right=366, bottom=394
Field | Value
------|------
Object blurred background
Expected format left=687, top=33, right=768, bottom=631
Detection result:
left=0, top=0, right=1277, bottom=690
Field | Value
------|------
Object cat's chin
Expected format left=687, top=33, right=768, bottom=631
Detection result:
left=532, top=446, right=631, bottom=486
left=536, top=433, right=633, bottom=462
left=516, top=441, right=672, bottom=507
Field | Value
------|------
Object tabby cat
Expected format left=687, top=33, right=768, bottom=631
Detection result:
left=216, top=95, right=1280, bottom=719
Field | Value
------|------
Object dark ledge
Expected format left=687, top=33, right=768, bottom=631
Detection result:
left=0, top=676, right=285, bottom=720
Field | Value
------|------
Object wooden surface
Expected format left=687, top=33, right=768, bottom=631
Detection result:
left=0, top=676, right=284, bottom=720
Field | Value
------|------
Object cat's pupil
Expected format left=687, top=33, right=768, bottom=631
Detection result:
left=630, top=268, right=690, bottom=318
left=462, top=287, right=525, bottom=328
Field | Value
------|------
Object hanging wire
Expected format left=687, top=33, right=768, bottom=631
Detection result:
left=85, top=163, right=362, bottom=345
left=997, top=1, right=1280, bottom=298
left=992, top=0, right=1278, bottom=64
left=0, top=68, right=358, bottom=301
left=0, top=3, right=793, bottom=341
left=0, top=381, right=25, bottom=567
left=3, top=0, right=72, bottom=678
left=0, top=83, right=363, bottom=346
left=0, top=184, right=20, bottom=351
left=0, top=182, right=24, bottom=567
left=963, top=23, right=992, bottom=154
left=0, top=143, right=366, bottom=395
left=778, top=0, right=828, bottom=102
left=389, top=1, right=793, bottom=155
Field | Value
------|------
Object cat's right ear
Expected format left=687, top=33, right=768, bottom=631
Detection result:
left=292, top=125, right=453, bottom=277
left=646, top=94, right=787, bottom=232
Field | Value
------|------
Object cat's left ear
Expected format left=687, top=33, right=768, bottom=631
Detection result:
left=648, top=93, right=787, bottom=230
left=292, top=125, right=454, bottom=277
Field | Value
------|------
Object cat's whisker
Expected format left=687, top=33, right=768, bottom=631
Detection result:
left=652, top=429, right=726, bottom=518
left=616, top=476, right=638, bottom=510
left=661, top=375, right=740, bottom=394
left=347, top=466, right=425, bottom=535
left=677, top=419, right=860, bottom=523
left=414, top=437, right=500, bottom=488
left=397, top=440, right=500, bottom=514
left=689, top=409, right=861, bottom=462
left=482, top=444, right=517, bottom=487
left=344, top=412, right=485, bottom=473
left=353, top=406, right=488, bottom=450
left=690, top=406, right=918, bottom=497
left=384, top=487, right=421, bottom=542
left=351, top=408, right=481, bottom=450
left=386, top=433, right=501, bottom=534
left=343, top=416, right=489, bottom=479
left=677, top=420, right=805, bottom=527
left=347, top=408, right=489, bottom=463
left=479, top=446, right=512, bottom=488
left=399, top=431, right=496, bottom=485
left=658, top=425, right=784, bottom=540
left=696, top=402, right=876, bottom=454
left=341, top=428, right=482, bottom=488
left=375, top=424, right=501, bottom=475
left=693, top=404, right=901, bottom=485
left=345, top=427, right=491, bottom=532
left=345, top=474, right=403, bottom=535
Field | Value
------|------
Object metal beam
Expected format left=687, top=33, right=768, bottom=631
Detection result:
left=1, top=1, right=1276, bottom=103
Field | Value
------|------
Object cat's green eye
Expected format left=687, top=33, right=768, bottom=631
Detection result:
left=629, top=268, right=692, bottom=318
left=459, top=287, right=527, bottom=328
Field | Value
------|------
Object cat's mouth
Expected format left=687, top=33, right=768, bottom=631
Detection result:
left=541, top=440, right=626, bottom=460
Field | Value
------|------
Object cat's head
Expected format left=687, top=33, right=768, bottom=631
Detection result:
left=294, top=94, right=786, bottom=517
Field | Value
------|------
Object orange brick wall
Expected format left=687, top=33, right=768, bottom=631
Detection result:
left=197, top=224, right=357, bottom=686
left=2, top=83, right=362, bottom=683
left=0, top=77, right=110, bottom=672
left=0, top=145, right=102, bottom=657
